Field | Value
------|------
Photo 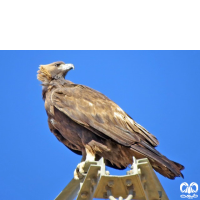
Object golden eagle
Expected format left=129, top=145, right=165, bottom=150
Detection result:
left=37, top=61, right=184, bottom=179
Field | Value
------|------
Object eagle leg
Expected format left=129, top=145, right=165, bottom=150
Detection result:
left=74, top=146, right=95, bottom=180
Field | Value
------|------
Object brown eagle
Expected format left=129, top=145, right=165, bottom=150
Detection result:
left=37, top=61, right=184, bottom=180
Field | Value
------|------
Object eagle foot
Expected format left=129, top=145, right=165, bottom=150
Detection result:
left=74, top=161, right=87, bottom=180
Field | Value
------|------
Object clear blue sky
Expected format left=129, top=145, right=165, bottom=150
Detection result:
left=0, top=51, right=199, bottom=200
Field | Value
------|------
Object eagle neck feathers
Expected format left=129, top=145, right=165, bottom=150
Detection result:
left=41, top=79, right=73, bottom=100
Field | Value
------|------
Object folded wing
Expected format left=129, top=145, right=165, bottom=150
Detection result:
left=51, top=84, right=159, bottom=147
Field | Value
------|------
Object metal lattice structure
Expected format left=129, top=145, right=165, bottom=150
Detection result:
left=55, top=157, right=169, bottom=200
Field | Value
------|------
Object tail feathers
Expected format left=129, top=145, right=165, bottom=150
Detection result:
left=131, top=143, right=184, bottom=179
left=173, top=161, right=185, bottom=171
left=173, top=161, right=185, bottom=178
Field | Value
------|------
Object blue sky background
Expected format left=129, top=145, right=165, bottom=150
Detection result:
left=0, top=51, right=199, bottom=200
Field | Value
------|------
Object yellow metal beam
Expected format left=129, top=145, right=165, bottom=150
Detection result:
left=55, top=157, right=169, bottom=200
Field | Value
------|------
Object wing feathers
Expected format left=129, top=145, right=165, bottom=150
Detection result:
left=51, top=85, right=158, bottom=148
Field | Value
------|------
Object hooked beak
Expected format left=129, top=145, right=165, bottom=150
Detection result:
left=58, top=63, right=74, bottom=71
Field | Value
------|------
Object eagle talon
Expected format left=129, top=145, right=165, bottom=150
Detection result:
left=74, top=161, right=87, bottom=180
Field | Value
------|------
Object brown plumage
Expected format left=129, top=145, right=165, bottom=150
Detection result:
left=37, top=61, right=184, bottom=179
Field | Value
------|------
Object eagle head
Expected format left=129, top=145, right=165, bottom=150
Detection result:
left=37, top=61, right=74, bottom=84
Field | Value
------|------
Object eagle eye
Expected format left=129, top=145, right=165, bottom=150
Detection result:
left=54, top=63, right=60, bottom=67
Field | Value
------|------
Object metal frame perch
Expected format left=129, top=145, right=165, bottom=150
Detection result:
left=55, top=157, right=169, bottom=200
